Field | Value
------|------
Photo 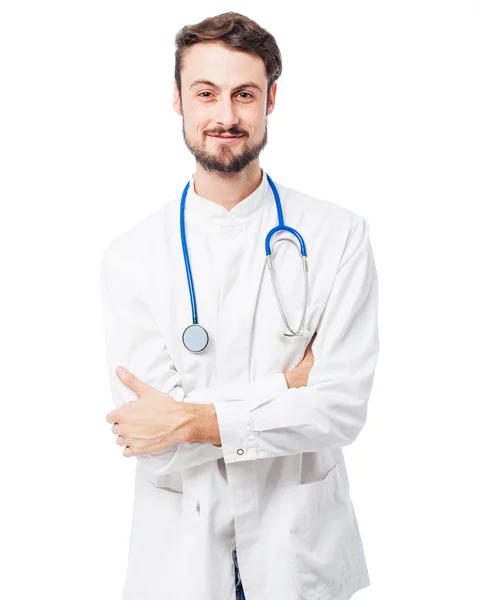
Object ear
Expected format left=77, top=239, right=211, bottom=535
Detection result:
left=172, top=80, right=183, bottom=116
left=266, top=82, right=277, bottom=116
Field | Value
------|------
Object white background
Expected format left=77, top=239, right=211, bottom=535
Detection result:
left=1, top=1, right=478, bottom=599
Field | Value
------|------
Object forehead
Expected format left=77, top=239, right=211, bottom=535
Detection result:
left=181, top=42, right=267, bottom=90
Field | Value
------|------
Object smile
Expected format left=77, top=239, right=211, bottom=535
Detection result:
left=207, top=134, right=244, bottom=144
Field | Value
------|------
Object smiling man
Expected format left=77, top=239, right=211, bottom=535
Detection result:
left=100, top=11, right=379, bottom=600
left=179, top=47, right=269, bottom=176
left=177, top=36, right=272, bottom=209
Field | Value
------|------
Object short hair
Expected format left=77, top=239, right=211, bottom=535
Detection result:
left=174, top=11, right=283, bottom=103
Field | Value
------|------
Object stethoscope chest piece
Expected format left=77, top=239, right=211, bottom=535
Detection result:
left=182, top=323, right=209, bottom=353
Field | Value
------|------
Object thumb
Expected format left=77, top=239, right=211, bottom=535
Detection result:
left=116, top=366, right=147, bottom=396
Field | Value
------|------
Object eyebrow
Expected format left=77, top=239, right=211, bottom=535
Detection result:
left=188, top=79, right=263, bottom=94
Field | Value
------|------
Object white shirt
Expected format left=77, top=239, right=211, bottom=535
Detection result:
left=100, top=167, right=379, bottom=600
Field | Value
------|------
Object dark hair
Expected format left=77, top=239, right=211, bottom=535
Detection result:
left=174, top=11, right=282, bottom=104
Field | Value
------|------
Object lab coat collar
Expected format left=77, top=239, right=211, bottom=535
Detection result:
left=185, top=167, right=270, bottom=228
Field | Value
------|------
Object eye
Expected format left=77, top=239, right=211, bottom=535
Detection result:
left=197, top=91, right=254, bottom=99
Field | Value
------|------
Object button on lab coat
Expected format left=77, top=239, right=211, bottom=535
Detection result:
left=100, top=168, right=379, bottom=600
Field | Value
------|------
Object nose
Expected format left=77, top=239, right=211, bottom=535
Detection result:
left=214, top=95, right=240, bottom=130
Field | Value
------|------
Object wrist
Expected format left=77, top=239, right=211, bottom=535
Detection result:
left=182, top=403, right=221, bottom=446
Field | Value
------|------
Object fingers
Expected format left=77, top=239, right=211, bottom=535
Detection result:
left=115, top=366, right=147, bottom=395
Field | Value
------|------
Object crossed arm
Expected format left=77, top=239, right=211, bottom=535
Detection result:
left=105, top=339, right=315, bottom=453
left=100, top=214, right=379, bottom=475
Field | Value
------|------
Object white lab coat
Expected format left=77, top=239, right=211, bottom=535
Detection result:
left=100, top=167, right=379, bottom=600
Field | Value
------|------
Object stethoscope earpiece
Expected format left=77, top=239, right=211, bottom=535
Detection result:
left=283, top=329, right=310, bottom=338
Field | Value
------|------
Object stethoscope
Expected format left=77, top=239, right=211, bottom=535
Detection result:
left=181, top=172, right=309, bottom=353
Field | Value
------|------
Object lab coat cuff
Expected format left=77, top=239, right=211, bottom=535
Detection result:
left=213, top=399, right=257, bottom=463
left=212, top=373, right=288, bottom=463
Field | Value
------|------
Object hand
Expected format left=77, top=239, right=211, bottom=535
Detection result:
left=105, top=366, right=190, bottom=457
left=284, top=332, right=317, bottom=389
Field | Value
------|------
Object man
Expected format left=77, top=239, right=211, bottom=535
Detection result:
left=100, top=11, right=379, bottom=600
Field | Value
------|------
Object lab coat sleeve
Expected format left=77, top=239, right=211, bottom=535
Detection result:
left=212, top=215, right=379, bottom=463
left=100, top=244, right=288, bottom=477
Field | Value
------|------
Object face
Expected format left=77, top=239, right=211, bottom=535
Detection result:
left=173, top=42, right=276, bottom=173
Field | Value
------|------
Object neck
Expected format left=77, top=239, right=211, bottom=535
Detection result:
left=193, top=161, right=262, bottom=212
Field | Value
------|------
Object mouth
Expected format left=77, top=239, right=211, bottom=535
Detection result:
left=207, top=133, right=244, bottom=144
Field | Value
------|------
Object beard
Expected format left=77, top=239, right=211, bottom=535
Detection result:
left=182, top=118, right=268, bottom=174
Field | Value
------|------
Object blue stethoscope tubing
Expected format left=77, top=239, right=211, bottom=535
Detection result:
left=180, top=172, right=309, bottom=353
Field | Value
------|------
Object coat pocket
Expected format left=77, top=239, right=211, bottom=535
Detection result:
left=283, top=462, right=358, bottom=600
